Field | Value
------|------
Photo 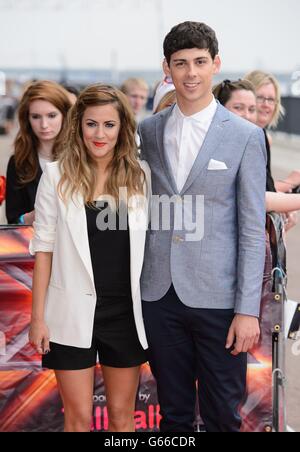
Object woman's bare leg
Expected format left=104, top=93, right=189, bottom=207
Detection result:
left=55, top=367, right=95, bottom=432
left=101, top=365, right=141, bottom=432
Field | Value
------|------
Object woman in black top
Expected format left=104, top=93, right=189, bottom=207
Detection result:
left=29, top=84, right=150, bottom=432
left=6, top=81, right=71, bottom=224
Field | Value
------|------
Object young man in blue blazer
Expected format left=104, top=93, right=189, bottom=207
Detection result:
left=139, top=21, right=267, bottom=432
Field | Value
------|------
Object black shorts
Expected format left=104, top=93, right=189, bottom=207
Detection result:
left=42, top=296, right=147, bottom=371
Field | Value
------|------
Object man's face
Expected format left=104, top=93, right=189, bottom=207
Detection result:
left=165, top=48, right=221, bottom=106
left=127, top=87, right=148, bottom=116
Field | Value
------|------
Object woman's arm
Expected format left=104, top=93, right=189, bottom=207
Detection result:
left=275, top=170, right=300, bottom=193
left=29, top=252, right=53, bottom=354
left=29, top=163, right=58, bottom=353
left=266, top=191, right=300, bottom=213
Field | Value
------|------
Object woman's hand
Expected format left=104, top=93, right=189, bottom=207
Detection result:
left=284, top=211, right=298, bottom=232
left=29, top=320, right=50, bottom=355
left=24, top=210, right=35, bottom=226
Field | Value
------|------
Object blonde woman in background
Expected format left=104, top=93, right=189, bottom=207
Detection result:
left=213, top=79, right=300, bottom=229
left=245, top=71, right=299, bottom=230
left=245, top=71, right=300, bottom=194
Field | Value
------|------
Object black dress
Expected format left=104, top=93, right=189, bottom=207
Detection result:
left=42, top=202, right=146, bottom=371
left=86, top=202, right=132, bottom=298
left=85, top=202, right=146, bottom=368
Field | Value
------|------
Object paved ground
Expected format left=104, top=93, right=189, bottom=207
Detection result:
left=0, top=130, right=299, bottom=431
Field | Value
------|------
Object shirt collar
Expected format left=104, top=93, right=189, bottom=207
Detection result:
left=174, top=97, right=218, bottom=124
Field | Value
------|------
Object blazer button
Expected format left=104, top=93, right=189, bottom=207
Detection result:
left=173, top=236, right=183, bottom=244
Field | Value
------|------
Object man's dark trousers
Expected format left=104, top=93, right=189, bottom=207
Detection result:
left=143, top=285, right=248, bottom=433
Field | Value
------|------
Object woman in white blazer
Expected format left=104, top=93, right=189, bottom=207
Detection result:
left=29, top=84, right=151, bottom=433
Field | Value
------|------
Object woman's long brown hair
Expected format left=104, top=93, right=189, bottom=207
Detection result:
left=58, top=84, right=145, bottom=206
left=14, top=80, right=71, bottom=185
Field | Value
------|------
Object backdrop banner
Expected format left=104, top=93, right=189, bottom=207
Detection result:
left=0, top=226, right=283, bottom=432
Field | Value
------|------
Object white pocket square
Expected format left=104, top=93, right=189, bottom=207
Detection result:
left=207, top=159, right=228, bottom=170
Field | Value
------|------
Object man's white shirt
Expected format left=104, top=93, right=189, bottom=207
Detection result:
left=164, top=97, right=218, bottom=192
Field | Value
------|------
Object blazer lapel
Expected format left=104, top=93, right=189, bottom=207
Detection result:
left=66, top=195, right=95, bottom=287
left=156, top=106, right=179, bottom=194
left=180, top=104, right=231, bottom=195
left=66, top=193, right=148, bottom=297
left=128, top=196, right=148, bottom=296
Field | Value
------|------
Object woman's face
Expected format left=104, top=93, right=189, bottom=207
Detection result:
left=29, top=100, right=63, bottom=145
left=255, top=82, right=277, bottom=128
left=82, top=104, right=121, bottom=165
left=225, top=89, right=257, bottom=124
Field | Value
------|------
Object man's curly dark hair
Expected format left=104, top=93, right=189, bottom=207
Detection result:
left=163, top=21, right=219, bottom=65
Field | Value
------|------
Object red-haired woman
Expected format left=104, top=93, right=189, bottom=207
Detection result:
left=6, top=80, right=71, bottom=224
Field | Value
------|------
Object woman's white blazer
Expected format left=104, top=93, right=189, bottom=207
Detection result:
left=30, top=160, right=151, bottom=350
